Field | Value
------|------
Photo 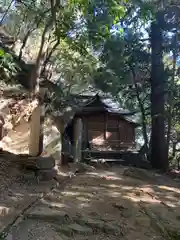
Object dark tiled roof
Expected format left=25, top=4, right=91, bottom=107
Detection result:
left=71, top=94, right=138, bottom=125
left=46, top=86, right=138, bottom=128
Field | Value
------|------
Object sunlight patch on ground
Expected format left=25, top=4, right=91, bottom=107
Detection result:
left=61, top=191, right=82, bottom=197
left=70, top=185, right=101, bottom=193
left=158, top=185, right=180, bottom=194
left=40, top=199, right=67, bottom=209
left=123, top=195, right=160, bottom=203
left=105, top=184, right=122, bottom=189
left=102, top=175, right=123, bottom=180
left=108, top=191, right=121, bottom=198
left=0, top=206, right=11, bottom=216
left=87, top=171, right=122, bottom=180
left=164, top=201, right=178, bottom=208
left=49, top=202, right=67, bottom=209
left=164, top=195, right=179, bottom=201
left=121, top=186, right=135, bottom=191
left=78, top=202, right=90, bottom=208
left=76, top=196, right=91, bottom=202
left=54, top=167, right=70, bottom=177
left=138, top=186, right=155, bottom=193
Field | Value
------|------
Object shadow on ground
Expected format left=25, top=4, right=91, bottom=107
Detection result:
left=4, top=166, right=180, bottom=240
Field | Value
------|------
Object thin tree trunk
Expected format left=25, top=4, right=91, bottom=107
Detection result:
left=172, top=141, right=176, bottom=157
left=12, top=11, right=27, bottom=49
left=29, top=20, right=51, bottom=91
left=148, top=133, right=152, bottom=161
left=50, top=0, right=59, bottom=35
left=18, top=29, right=32, bottom=60
left=41, top=39, right=60, bottom=78
left=150, top=15, right=168, bottom=171
left=131, top=67, right=149, bottom=150
left=18, top=15, right=45, bottom=60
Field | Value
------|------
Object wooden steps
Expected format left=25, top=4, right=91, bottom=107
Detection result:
left=82, top=150, right=151, bottom=169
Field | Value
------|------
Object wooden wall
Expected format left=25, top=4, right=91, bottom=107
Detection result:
left=79, top=113, right=135, bottom=151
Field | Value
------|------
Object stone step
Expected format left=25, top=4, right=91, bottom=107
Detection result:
left=26, top=206, right=70, bottom=224
left=59, top=223, right=93, bottom=236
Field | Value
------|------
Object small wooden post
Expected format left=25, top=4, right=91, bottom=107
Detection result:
left=73, top=118, right=83, bottom=163
left=0, top=114, right=5, bottom=141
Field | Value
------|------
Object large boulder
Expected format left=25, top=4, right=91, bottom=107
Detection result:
left=123, top=167, right=156, bottom=182
left=43, top=121, right=62, bottom=165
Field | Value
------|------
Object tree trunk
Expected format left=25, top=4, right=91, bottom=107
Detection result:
left=18, top=29, right=32, bottom=60
left=150, top=15, right=168, bottom=171
left=41, top=39, right=60, bottom=78
left=167, top=32, right=177, bottom=155
left=18, top=9, right=49, bottom=60
left=29, top=21, right=50, bottom=90
left=131, top=67, right=148, bottom=150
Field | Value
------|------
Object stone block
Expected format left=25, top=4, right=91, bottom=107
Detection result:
left=77, top=216, right=104, bottom=229
left=29, top=156, right=55, bottom=170
left=68, top=223, right=92, bottom=233
left=38, top=169, right=57, bottom=181
left=23, top=171, right=36, bottom=181
left=60, top=223, right=92, bottom=236
left=26, top=206, right=70, bottom=224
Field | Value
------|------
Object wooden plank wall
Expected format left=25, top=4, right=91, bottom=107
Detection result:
left=83, top=113, right=135, bottom=150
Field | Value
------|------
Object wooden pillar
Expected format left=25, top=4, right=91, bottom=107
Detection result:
left=73, top=118, right=83, bottom=163
left=82, top=117, right=89, bottom=150
left=118, top=120, right=121, bottom=149
left=104, top=113, right=108, bottom=140
left=59, top=122, right=64, bottom=165
left=38, top=88, right=46, bottom=155
left=0, top=114, right=5, bottom=141
left=82, top=117, right=85, bottom=150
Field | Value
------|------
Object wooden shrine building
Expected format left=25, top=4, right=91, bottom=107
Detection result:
left=62, top=94, right=138, bottom=160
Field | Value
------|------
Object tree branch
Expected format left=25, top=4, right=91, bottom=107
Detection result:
left=0, top=0, right=14, bottom=25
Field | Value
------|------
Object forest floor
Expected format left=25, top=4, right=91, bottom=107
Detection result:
left=1, top=164, right=180, bottom=240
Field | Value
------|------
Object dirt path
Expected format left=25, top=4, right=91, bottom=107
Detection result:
left=0, top=157, right=57, bottom=236
left=3, top=166, right=180, bottom=240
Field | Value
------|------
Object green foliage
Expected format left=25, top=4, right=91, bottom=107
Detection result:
left=0, top=48, right=19, bottom=81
